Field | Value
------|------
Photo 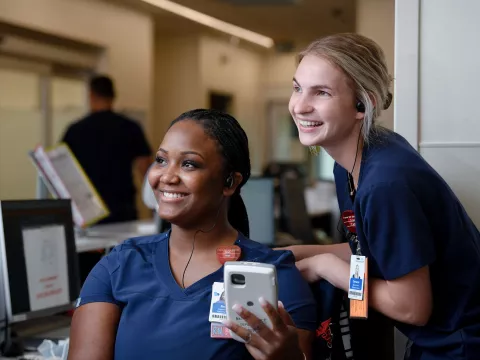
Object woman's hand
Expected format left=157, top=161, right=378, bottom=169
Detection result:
left=223, top=299, right=304, bottom=360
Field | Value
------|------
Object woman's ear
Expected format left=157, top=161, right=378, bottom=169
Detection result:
left=355, top=93, right=377, bottom=120
left=223, top=172, right=243, bottom=197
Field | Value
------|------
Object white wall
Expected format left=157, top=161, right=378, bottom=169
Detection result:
left=262, top=53, right=297, bottom=101
left=356, top=0, right=395, bottom=130
left=152, top=35, right=269, bottom=173
left=0, top=0, right=154, bottom=131
left=154, top=35, right=202, bottom=146
left=199, top=36, right=266, bottom=173
left=396, top=0, right=480, bottom=227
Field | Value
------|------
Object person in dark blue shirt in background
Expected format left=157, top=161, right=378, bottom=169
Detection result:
left=286, top=33, right=480, bottom=359
left=62, top=75, right=152, bottom=224
left=68, top=109, right=317, bottom=360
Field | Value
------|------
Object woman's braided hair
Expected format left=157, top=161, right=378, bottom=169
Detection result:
left=169, top=109, right=251, bottom=237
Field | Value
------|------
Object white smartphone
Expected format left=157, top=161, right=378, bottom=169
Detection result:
left=224, top=261, right=278, bottom=342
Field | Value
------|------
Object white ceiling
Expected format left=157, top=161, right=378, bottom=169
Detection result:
left=106, top=0, right=356, bottom=50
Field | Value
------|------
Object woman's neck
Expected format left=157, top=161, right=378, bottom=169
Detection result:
left=169, top=219, right=238, bottom=254
left=324, top=129, right=364, bottom=189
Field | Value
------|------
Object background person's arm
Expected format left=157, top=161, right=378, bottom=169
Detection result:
left=68, top=303, right=120, bottom=360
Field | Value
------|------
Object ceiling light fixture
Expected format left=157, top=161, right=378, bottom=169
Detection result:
left=141, top=0, right=274, bottom=48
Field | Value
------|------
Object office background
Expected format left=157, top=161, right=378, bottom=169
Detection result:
left=0, top=0, right=395, bottom=220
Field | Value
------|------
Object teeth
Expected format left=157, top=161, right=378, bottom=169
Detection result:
left=162, top=192, right=186, bottom=199
left=299, top=120, right=322, bottom=127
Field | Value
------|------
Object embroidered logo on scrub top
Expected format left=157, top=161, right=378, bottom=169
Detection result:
left=341, top=210, right=356, bottom=234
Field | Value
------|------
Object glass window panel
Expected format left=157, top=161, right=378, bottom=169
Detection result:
left=51, top=77, right=87, bottom=144
left=0, top=69, right=43, bottom=200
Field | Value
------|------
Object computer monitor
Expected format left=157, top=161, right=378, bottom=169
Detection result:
left=0, top=199, right=80, bottom=323
left=241, top=177, right=275, bottom=245
left=280, top=177, right=317, bottom=244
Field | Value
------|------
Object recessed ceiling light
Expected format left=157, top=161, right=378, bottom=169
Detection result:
left=141, top=0, right=275, bottom=48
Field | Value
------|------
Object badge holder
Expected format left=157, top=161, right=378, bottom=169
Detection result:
left=349, top=254, right=368, bottom=319
left=342, top=209, right=368, bottom=320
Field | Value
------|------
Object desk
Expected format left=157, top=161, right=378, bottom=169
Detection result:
left=74, top=219, right=157, bottom=253
left=0, top=316, right=71, bottom=360
left=86, top=219, right=157, bottom=240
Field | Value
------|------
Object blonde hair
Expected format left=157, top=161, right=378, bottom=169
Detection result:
left=299, top=33, right=392, bottom=141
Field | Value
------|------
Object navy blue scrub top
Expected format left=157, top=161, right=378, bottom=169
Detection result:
left=77, top=232, right=317, bottom=359
left=334, top=130, right=480, bottom=359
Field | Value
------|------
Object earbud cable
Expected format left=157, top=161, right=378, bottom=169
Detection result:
left=181, top=200, right=224, bottom=289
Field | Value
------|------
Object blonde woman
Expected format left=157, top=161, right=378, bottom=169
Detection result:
left=287, top=33, right=480, bottom=359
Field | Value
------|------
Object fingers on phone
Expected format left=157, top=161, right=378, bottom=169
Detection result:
left=223, top=319, right=254, bottom=344
left=259, top=297, right=288, bottom=333
left=233, top=303, right=277, bottom=342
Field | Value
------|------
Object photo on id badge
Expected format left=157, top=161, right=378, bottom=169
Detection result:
left=349, top=257, right=365, bottom=301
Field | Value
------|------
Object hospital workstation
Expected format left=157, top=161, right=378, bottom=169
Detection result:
left=0, top=167, right=337, bottom=358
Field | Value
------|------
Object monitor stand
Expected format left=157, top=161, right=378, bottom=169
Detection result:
left=1, top=328, right=25, bottom=357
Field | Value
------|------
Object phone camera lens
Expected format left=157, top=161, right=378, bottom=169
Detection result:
left=231, top=274, right=246, bottom=285
left=247, top=301, right=254, bottom=307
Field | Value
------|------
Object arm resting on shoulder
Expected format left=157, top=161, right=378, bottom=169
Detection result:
left=68, top=303, right=121, bottom=360
left=318, top=254, right=432, bottom=326
left=283, top=243, right=351, bottom=262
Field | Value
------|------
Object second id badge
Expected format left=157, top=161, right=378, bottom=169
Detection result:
left=209, top=282, right=227, bottom=323
left=349, top=255, right=369, bottom=319
left=348, top=255, right=366, bottom=300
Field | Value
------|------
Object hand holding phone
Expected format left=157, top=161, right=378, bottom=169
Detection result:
left=224, top=261, right=278, bottom=342
left=223, top=261, right=306, bottom=360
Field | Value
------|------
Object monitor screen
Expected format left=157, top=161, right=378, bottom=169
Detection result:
left=241, top=178, right=275, bottom=245
left=0, top=199, right=80, bottom=323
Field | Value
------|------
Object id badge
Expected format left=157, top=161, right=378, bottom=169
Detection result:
left=209, top=282, right=231, bottom=339
left=349, top=255, right=368, bottom=319
left=209, top=282, right=227, bottom=323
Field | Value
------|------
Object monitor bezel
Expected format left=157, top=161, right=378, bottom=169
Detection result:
left=0, top=199, right=79, bottom=324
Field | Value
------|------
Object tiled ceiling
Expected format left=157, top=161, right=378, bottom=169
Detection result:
left=105, top=0, right=356, bottom=50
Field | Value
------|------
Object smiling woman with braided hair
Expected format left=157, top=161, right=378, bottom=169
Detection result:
left=68, top=109, right=318, bottom=360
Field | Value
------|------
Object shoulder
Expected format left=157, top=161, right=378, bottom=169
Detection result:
left=359, top=131, right=441, bottom=193
left=238, top=237, right=295, bottom=267
left=64, top=116, right=88, bottom=133
left=100, top=233, right=168, bottom=273
left=112, top=112, right=143, bottom=129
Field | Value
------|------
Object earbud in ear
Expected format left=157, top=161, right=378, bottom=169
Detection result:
left=225, top=174, right=234, bottom=188
left=356, top=100, right=365, bottom=113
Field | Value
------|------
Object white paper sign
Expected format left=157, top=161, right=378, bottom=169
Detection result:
left=22, top=225, right=70, bottom=312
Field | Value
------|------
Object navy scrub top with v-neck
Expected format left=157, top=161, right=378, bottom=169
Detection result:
left=77, top=232, right=317, bottom=360
left=334, top=130, right=480, bottom=359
